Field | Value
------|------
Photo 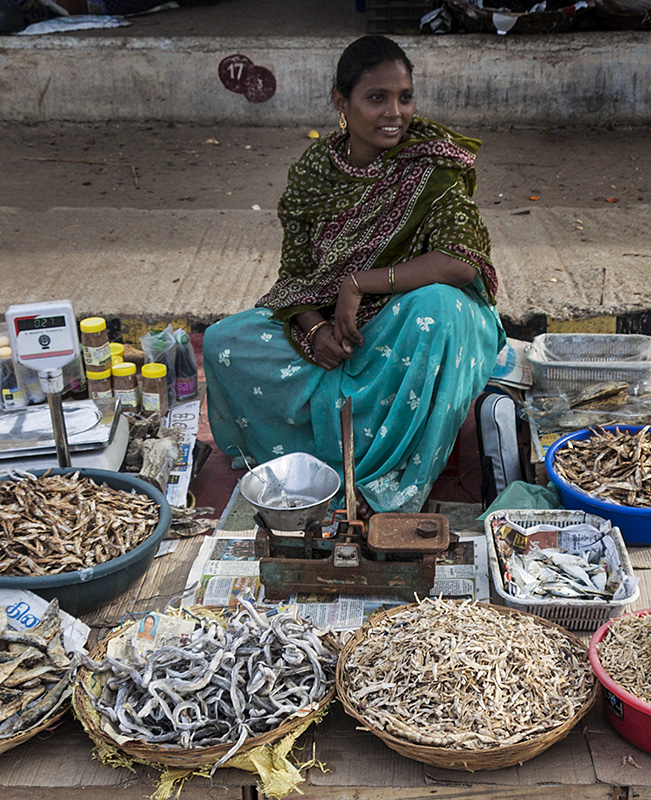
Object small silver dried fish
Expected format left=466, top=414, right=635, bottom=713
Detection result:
left=597, top=613, right=651, bottom=703
left=80, top=594, right=336, bottom=768
left=340, top=597, right=594, bottom=750
left=0, top=471, right=159, bottom=576
left=553, top=425, right=651, bottom=508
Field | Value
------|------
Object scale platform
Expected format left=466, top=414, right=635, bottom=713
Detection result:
left=255, top=512, right=457, bottom=601
left=0, top=398, right=128, bottom=471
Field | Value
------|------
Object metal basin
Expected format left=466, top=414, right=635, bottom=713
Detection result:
left=240, top=452, right=340, bottom=531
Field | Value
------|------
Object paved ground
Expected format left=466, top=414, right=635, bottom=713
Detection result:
left=1, top=120, right=650, bottom=336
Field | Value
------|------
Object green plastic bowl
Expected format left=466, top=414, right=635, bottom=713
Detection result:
left=0, top=468, right=171, bottom=616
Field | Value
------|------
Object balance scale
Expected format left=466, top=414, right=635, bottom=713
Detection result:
left=253, top=398, right=458, bottom=601
left=2, top=300, right=128, bottom=472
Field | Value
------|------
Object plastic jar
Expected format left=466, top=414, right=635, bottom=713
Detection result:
left=80, top=317, right=111, bottom=374
left=87, top=368, right=113, bottom=401
left=111, top=355, right=124, bottom=367
left=141, top=363, right=169, bottom=417
left=112, top=362, right=140, bottom=412
left=109, top=342, right=125, bottom=360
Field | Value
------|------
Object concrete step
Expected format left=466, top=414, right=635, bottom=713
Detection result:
left=0, top=0, right=649, bottom=125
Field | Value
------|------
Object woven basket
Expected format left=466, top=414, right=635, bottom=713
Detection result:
left=0, top=702, right=69, bottom=756
left=73, top=606, right=335, bottom=769
left=336, top=600, right=598, bottom=771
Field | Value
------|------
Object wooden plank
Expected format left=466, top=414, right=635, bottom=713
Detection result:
left=294, top=785, right=616, bottom=800
left=424, top=727, right=595, bottom=786
left=627, top=546, right=651, bottom=571
left=81, top=537, right=202, bottom=640
left=586, top=702, right=651, bottom=787
left=306, top=704, right=426, bottom=787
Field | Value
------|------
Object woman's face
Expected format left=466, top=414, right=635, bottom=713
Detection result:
left=334, top=59, right=414, bottom=168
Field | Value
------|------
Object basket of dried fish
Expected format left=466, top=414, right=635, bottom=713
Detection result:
left=72, top=595, right=337, bottom=775
left=0, top=468, right=172, bottom=615
left=525, top=333, right=651, bottom=393
left=485, top=509, right=639, bottom=632
left=546, top=425, right=651, bottom=545
left=590, top=609, right=651, bottom=754
left=336, top=597, right=598, bottom=771
left=0, top=598, right=77, bottom=755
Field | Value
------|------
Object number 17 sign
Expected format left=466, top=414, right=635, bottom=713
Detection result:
left=219, top=54, right=277, bottom=103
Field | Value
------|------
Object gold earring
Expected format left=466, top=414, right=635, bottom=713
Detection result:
left=338, top=111, right=347, bottom=133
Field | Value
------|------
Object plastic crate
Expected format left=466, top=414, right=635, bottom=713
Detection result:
left=484, top=508, right=640, bottom=632
left=525, top=333, right=651, bottom=393
left=365, top=0, right=433, bottom=32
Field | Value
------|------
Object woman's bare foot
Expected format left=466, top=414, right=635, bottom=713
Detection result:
left=355, top=489, right=374, bottom=522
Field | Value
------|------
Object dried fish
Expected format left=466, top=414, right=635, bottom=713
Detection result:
left=81, top=594, right=336, bottom=767
left=553, top=425, right=651, bottom=508
left=0, top=598, right=73, bottom=739
left=0, top=471, right=159, bottom=576
left=597, top=613, right=651, bottom=703
left=340, top=597, right=594, bottom=750
left=569, top=382, right=630, bottom=409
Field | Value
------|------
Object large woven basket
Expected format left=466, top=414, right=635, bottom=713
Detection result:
left=336, top=600, right=598, bottom=772
left=0, top=702, right=69, bottom=756
left=73, top=606, right=335, bottom=769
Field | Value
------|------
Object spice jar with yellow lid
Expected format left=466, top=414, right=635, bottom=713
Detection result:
left=141, top=363, right=168, bottom=417
left=80, top=317, right=111, bottom=374
left=112, top=361, right=140, bottom=412
left=87, top=368, right=113, bottom=400
left=109, top=342, right=125, bottom=360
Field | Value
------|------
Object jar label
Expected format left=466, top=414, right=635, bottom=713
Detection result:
left=2, top=387, right=28, bottom=409
left=83, top=342, right=111, bottom=367
left=175, top=375, right=197, bottom=400
left=142, top=392, right=161, bottom=412
left=90, top=389, right=113, bottom=400
left=114, top=388, right=139, bottom=408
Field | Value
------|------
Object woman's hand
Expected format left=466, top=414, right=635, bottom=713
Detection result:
left=334, top=275, right=365, bottom=349
left=313, top=323, right=354, bottom=370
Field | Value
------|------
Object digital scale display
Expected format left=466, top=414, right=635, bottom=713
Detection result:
left=15, top=315, right=67, bottom=333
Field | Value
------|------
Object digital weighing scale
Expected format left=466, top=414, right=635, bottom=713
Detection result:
left=3, top=300, right=128, bottom=471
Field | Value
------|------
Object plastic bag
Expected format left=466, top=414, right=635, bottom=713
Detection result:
left=172, top=328, right=197, bottom=402
left=140, top=325, right=176, bottom=408
left=477, top=480, right=561, bottom=521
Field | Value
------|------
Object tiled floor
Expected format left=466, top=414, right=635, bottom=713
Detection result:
left=189, top=332, right=484, bottom=516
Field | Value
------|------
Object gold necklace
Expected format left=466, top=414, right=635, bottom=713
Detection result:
left=346, top=138, right=352, bottom=161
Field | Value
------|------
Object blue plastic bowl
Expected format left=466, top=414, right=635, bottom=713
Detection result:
left=0, top=468, right=171, bottom=616
left=546, top=426, right=651, bottom=546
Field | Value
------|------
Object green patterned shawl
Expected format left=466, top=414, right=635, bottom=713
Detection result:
left=256, top=117, right=498, bottom=359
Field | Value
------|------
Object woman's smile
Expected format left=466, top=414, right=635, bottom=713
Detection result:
left=335, top=59, right=415, bottom=168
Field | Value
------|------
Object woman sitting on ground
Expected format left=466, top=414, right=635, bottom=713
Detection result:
left=203, top=34, right=506, bottom=519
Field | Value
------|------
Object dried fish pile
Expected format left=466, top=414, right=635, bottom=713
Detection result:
left=81, top=595, right=336, bottom=768
left=340, top=598, right=594, bottom=750
left=597, top=613, right=651, bottom=704
left=0, top=471, right=159, bottom=576
left=553, top=425, right=651, bottom=507
left=0, top=599, right=73, bottom=740
left=508, top=548, right=612, bottom=600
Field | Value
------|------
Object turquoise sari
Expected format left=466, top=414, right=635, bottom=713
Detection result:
left=204, top=118, right=505, bottom=512
left=204, top=278, right=504, bottom=513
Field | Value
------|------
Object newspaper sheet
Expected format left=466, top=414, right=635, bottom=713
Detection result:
left=184, top=530, right=490, bottom=631
left=0, top=589, right=90, bottom=654
left=489, top=338, right=533, bottom=390
left=163, top=399, right=200, bottom=507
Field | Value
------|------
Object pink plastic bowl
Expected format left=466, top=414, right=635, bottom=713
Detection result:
left=589, top=609, right=651, bottom=754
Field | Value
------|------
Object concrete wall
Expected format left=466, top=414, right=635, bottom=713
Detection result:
left=1, top=32, right=649, bottom=125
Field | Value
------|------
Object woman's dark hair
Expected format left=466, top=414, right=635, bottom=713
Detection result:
left=334, top=35, right=414, bottom=100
